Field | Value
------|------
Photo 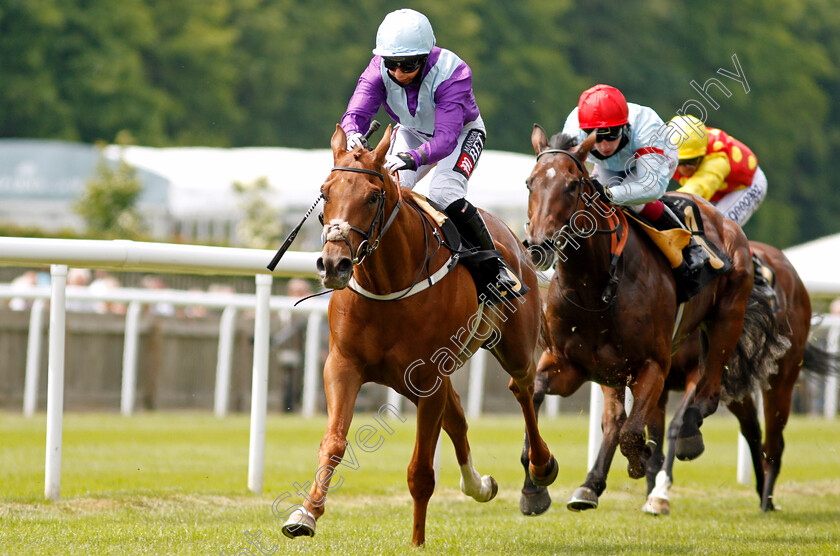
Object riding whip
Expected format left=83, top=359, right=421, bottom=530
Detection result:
left=266, top=120, right=381, bottom=271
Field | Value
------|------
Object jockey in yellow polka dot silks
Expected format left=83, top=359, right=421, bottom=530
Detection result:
left=670, top=115, right=766, bottom=226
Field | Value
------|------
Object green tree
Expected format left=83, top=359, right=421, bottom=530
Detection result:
left=233, top=176, right=282, bottom=248
left=74, top=132, right=146, bottom=238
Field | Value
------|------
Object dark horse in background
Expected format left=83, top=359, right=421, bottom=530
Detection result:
left=280, top=125, right=557, bottom=547
left=642, top=241, right=840, bottom=515
left=518, top=125, right=784, bottom=514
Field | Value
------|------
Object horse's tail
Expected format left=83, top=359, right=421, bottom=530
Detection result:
left=720, top=290, right=792, bottom=403
left=802, top=341, right=840, bottom=377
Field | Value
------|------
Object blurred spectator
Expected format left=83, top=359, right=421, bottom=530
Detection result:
left=830, top=297, right=840, bottom=316
left=66, top=268, right=97, bottom=313
left=184, top=287, right=208, bottom=319
left=89, top=270, right=127, bottom=315
left=274, top=279, right=315, bottom=412
left=141, top=275, right=176, bottom=316
left=8, top=270, right=39, bottom=311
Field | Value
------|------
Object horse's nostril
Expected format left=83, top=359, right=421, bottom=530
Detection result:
left=336, top=258, right=353, bottom=275
left=316, top=257, right=325, bottom=273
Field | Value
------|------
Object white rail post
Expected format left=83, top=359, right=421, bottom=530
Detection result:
left=248, top=274, right=272, bottom=494
left=825, top=324, right=839, bottom=419
left=45, top=264, right=67, bottom=501
left=120, top=301, right=143, bottom=416
left=587, top=382, right=604, bottom=471
left=214, top=306, right=238, bottom=418
left=467, top=348, right=487, bottom=419
left=545, top=393, right=560, bottom=418
left=301, top=311, right=324, bottom=417
left=23, top=298, right=46, bottom=417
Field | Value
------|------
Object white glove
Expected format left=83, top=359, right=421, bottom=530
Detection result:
left=346, top=132, right=368, bottom=151
left=383, top=152, right=416, bottom=174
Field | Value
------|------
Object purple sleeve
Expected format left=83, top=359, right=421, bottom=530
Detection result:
left=340, top=57, right=386, bottom=136
left=411, top=61, right=478, bottom=167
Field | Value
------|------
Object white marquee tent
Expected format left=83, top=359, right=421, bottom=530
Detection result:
left=783, top=233, right=840, bottom=296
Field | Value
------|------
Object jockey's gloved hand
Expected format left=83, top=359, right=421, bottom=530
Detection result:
left=346, top=132, right=368, bottom=151
left=383, top=152, right=416, bottom=174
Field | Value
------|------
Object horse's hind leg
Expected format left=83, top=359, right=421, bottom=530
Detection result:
left=568, top=385, right=626, bottom=512
left=442, top=380, right=498, bottom=503
left=281, top=357, right=362, bottom=539
left=506, top=359, right=557, bottom=487
left=726, top=393, right=765, bottom=505
left=408, top=381, right=447, bottom=546
left=760, top=359, right=798, bottom=511
left=520, top=368, right=551, bottom=516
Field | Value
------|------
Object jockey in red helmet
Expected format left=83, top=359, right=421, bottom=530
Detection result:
left=563, top=84, right=709, bottom=274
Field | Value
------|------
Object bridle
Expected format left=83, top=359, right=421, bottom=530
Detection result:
left=530, top=148, right=628, bottom=305
left=322, top=165, right=402, bottom=265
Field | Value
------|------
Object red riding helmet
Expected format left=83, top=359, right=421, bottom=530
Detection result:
left=577, top=84, right=629, bottom=129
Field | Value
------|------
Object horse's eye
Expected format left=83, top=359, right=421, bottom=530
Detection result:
left=368, top=193, right=378, bottom=205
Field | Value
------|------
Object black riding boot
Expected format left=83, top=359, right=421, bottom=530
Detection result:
left=649, top=204, right=709, bottom=273
left=445, top=198, right=523, bottom=299
left=752, top=254, right=779, bottom=311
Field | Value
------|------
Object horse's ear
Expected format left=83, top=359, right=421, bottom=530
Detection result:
left=572, top=130, right=597, bottom=163
left=372, top=124, right=392, bottom=162
left=331, top=124, right=347, bottom=159
left=531, top=124, right=548, bottom=156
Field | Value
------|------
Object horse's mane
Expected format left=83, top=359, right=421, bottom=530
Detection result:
left=548, top=133, right=579, bottom=150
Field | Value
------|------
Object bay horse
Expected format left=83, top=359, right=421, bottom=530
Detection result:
left=518, top=125, right=775, bottom=513
left=643, top=241, right=840, bottom=515
left=520, top=241, right=827, bottom=515
left=280, top=125, right=557, bottom=546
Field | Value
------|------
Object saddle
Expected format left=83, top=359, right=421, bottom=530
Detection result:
left=623, top=195, right=733, bottom=303
left=407, top=191, right=528, bottom=303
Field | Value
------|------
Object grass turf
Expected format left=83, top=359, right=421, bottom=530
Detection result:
left=1, top=411, right=839, bottom=555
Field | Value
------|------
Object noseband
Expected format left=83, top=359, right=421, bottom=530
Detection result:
left=323, top=165, right=402, bottom=265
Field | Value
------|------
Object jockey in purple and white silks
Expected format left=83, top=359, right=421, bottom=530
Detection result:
left=341, top=8, right=521, bottom=299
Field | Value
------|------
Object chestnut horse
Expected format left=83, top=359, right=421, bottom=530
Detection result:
left=644, top=241, right=840, bottom=514
left=518, top=125, right=773, bottom=513
left=280, top=125, right=556, bottom=546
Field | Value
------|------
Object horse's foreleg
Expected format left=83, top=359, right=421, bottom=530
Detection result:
left=408, top=382, right=447, bottom=547
left=281, top=358, right=361, bottom=539
left=621, top=361, right=666, bottom=480
left=645, top=389, right=668, bottom=496
left=568, top=385, right=625, bottom=512
left=643, top=380, right=697, bottom=516
left=442, top=382, right=498, bottom=503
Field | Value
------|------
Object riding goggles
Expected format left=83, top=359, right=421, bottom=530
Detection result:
left=382, top=55, right=427, bottom=72
left=583, top=126, right=624, bottom=143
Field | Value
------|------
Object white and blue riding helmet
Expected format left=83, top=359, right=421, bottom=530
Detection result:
left=372, top=9, right=436, bottom=57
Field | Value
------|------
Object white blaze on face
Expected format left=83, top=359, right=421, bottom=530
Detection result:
left=324, top=219, right=351, bottom=242
left=545, top=167, right=556, bottom=180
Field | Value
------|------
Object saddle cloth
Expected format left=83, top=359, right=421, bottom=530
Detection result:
left=623, top=194, right=733, bottom=303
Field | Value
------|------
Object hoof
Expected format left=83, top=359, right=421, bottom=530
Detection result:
left=567, top=486, right=598, bottom=512
left=520, top=487, right=552, bottom=516
left=675, top=435, right=705, bottom=461
left=282, top=507, right=316, bottom=539
left=529, top=455, right=559, bottom=487
left=761, top=497, right=777, bottom=512
left=487, top=476, right=499, bottom=502
left=627, top=458, right=646, bottom=479
left=642, top=495, right=670, bottom=516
